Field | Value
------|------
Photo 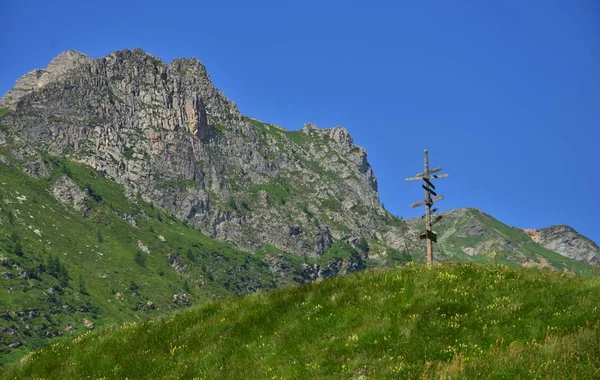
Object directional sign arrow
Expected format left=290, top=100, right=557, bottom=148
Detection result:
left=430, top=173, right=449, bottom=179
left=432, top=194, right=444, bottom=203
left=429, top=230, right=437, bottom=243
left=419, top=230, right=437, bottom=243
left=406, top=172, right=448, bottom=182
left=411, top=199, right=428, bottom=208
left=410, top=194, right=444, bottom=208
left=423, top=178, right=435, bottom=189
left=415, top=167, right=442, bottom=177
left=422, top=184, right=437, bottom=196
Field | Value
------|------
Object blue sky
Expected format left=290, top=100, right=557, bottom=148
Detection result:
left=1, top=0, right=599, bottom=244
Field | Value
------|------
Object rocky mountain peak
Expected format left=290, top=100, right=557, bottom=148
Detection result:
left=302, top=122, right=318, bottom=134
left=47, top=50, right=90, bottom=71
left=1, top=50, right=91, bottom=109
left=104, top=48, right=210, bottom=74
left=522, top=225, right=600, bottom=266
left=0, top=49, right=387, bottom=258
left=329, top=126, right=354, bottom=148
left=169, top=56, right=208, bottom=74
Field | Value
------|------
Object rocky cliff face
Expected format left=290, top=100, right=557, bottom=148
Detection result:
left=0, top=48, right=392, bottom=258
left=2, top=48, right=597, bottom=267
left=523, top=226, right=600, bottom=266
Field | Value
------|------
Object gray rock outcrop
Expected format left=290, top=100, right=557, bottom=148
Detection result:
left=51, top=175, right=88, bottom=211
left=0, top=48, right=391, bottom=258
left=523, top=226, right=600, bottom=266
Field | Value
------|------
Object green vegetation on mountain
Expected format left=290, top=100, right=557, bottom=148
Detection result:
left=0, top=155, right=269, bottom=363
left=0, top=139, right=391, bottom=365
left=409, top=208, right=595, bottom=274
left=1, top=48, right=599, bottom=374
left=0, top=141, right=595, bottom=366
left=3, top=263, right=599, bottom=379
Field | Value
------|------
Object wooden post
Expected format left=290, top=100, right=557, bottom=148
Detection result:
left=406, top=149, right=449, bottom=264
left=424, top=150, right=433, bottom=264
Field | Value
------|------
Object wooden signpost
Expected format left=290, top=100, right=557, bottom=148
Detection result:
left=406, top=150, right=449, bottom=264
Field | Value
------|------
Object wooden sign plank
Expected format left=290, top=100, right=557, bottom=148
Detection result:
left=415, top=167, right=442, bottom=177
left=423, top=178, right=436, bottom=189
left=411, top=199, right=427, bottom=208
left=432, top=194, right=444, bottom=202
left=411, top=194, right=443, bottom=208
left=428, top=230, right=437, bottom=243
left=420, top=230, right=437, bottom=242
left=422, top=184, right=437, bottom=196
left=406, top=172, right=448, bottom=181
left=428, top=167, right=443, bottom=175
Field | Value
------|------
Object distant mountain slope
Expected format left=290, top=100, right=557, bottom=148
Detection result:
left=3, top=263, right=600, bottom=379
left=405, top=208, right=595, bottom=272
left=522, top=225, right=600, bottom=266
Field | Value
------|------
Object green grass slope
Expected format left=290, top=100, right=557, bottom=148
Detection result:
left=4, top=263, right=599, bottom=379
left=0, top=148, right=370, bottom=365
left=0, top=153, right=284, bottom=365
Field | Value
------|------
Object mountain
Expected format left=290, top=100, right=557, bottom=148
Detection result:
left=0, top=48, right=387, bottom=259
left=522, top=225, right=600, bottom=266
left=4, top=264, right=600, bottom=379
left=0, top=154, right=372, bottom=365
left=0, top=48, right=598, bottom=365
left=405, top=208, right=598, bottom=272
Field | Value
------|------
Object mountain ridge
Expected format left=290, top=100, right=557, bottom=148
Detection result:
left=0, top=48, right=387, bottom=258
left=522, top=225, right=600, bottom=266
left=1, top=48, right=598, bottom=264
left=0, top=48, right=599, bottom=364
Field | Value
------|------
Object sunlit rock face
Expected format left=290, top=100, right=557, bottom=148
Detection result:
left=1, top=48, right=388, bottom=258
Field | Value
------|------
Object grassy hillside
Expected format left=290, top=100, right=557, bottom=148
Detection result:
left=0, top=148, right=371, bottom=365
left=3, top=263, right=599, bottom=379
left=1, top=147, right=596, bottom=368
left=0, top=153, right=279, bottom=365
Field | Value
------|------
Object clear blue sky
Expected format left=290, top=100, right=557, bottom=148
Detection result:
left=1, top=0, right=599, bottom=244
